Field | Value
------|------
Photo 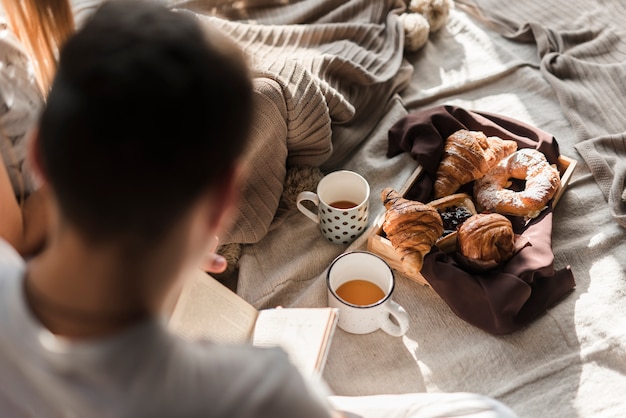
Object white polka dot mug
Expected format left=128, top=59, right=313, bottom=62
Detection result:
left=296, top=170, right=370, bottom=245
left=327, top=251, right=410, bottom=336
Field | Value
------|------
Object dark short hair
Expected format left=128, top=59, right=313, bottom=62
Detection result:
left=38, top=0, right=252, bottom=242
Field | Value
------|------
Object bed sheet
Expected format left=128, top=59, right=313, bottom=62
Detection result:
left=217, top=2, right=626, bottom=417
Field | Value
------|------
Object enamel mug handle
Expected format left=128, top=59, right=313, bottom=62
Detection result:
left=296, top=191, right=320, bottom=223
left=380, top=300, right=410, bottom=337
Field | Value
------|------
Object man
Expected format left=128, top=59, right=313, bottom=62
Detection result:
left=0, top=1, right=333, bottom=416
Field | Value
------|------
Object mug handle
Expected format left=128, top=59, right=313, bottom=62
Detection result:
left=380, top=300, right=410, bottom=337
left=296, top=191, right=320, bottom=223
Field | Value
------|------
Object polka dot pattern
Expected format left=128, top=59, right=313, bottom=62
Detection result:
left=319, top=202, right=368, bottom=244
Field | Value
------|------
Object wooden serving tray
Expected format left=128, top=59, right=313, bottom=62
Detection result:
left=366, top=155, right=577, bottom=286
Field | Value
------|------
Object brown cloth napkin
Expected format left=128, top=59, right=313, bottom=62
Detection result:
left=387, top=105, right=576, bottom=335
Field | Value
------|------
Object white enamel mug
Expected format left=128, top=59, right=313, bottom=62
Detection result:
left=296, top=170, right=370, bottom=245
left=327, top=251, right=410, bottom=336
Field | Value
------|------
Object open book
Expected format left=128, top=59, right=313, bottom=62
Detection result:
left=168, top=269, right=339, bottom=377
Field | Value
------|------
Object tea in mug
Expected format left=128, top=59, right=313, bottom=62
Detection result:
left=335, top=279, right=385, bottom=306
left=329, top=200, right=358, bottom=210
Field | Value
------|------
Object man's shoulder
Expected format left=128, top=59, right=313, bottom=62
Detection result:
left=174, top=338, right=294, bottom=375
left=151, top=341, right=331, bottom=417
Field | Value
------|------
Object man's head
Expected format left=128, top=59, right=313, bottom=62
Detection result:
left=36, top=0, right=252, bottom=245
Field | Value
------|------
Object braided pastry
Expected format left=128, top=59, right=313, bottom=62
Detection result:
left=434, top=130, right=517, bottom=198
left=381, top=188, right=443, bottom=277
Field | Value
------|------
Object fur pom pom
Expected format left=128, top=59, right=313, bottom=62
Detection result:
left=408, top=0, right=453, bottom=32
left=398, top=12, right=430, bottom=52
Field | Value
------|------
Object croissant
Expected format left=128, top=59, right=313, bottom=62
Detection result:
left=381, top=188, right=443, bottom=277
left=434, top=130, right=517, bottom=198
left=457, top=213, right=515, bottom=264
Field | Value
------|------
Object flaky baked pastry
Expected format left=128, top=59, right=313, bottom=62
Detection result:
left=434, top=130, right=517, bottom=198
left=457, top=213, right=515, bottom=265
left=382, top=188, right=443, bottom=277
left=474, top=148, right=561, bottom=219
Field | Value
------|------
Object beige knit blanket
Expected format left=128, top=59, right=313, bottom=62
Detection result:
left=179, top=0, right=412, bottom=244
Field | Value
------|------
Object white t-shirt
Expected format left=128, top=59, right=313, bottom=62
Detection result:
left=0, top=240, right=332, bottom=418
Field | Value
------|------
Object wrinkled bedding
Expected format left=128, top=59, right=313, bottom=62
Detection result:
left=172, top=1, right=626, bottom=416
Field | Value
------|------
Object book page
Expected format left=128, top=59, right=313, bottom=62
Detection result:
left=252, top=308, right=338, bottom=376
left=169, top=269, right=258, bottom=344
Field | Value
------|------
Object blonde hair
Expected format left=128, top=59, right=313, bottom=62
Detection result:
left=2, top=0, right=75, bottom=95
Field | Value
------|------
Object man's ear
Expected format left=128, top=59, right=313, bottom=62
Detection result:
left=205, top=162, right=245, bottom=238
